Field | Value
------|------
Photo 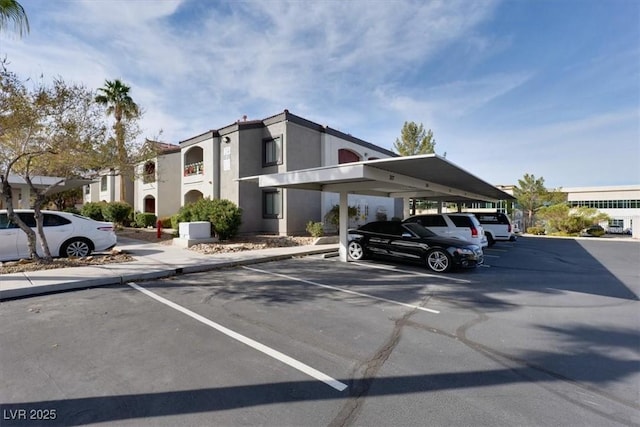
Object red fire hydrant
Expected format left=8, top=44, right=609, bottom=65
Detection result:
left=156, top=219, right=162, bottom=239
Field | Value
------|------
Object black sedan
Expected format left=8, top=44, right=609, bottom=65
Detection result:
left=348, top=221, right=483, bottom=273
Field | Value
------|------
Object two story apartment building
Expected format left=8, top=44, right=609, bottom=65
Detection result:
left=85, top=110, right=400, bottom=235
left=178, top=110, right=399, bottom=235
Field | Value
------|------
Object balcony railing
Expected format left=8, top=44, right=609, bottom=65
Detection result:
left=184, top=161, right=204, bottom=177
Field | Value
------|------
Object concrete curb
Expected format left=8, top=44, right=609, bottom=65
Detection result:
left=1, top=246, right=339, bottom=300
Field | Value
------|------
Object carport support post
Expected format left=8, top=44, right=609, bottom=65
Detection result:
left=339, top=191, right=349, bottom=262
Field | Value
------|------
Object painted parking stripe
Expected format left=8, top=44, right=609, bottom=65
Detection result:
left=348, top=261, right=471, bottom=283
left=128, top=282, right=347, bottom=392
left=243, top=266, right=440, bottom=314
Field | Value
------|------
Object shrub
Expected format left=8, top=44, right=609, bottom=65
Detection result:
left=306, top=221, right=324, bottom=238
left=159, top=216, right=173, bottom=228
left=81, top=202, right=107, bottom=221
left=174, top=198, right=242, bottom=240
left=103, top=202, right=133, bottom=226
left=63, top=206, right=81, bottom=215
left=170, top=214, right=182, bottom=230
left=135, top=212, right=157, bottom=228
left=527, top=226, right=545, bottom=235
left=324, top=204, right=358, bottom=229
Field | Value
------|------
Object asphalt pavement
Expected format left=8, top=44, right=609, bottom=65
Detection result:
left=0, top=237, right=339, bottom=300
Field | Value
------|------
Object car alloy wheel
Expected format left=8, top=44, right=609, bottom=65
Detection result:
left=62, top=239, right=92, bottom=258
left=348, top=241, right=366, bottom=260
left=426, top=249, right=452, bottom=273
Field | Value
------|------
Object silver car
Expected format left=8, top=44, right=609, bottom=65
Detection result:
left=0, top=209, right=117, bottom=261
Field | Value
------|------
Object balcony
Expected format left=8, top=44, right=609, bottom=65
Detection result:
left=184, top=161, right=204, bottom=177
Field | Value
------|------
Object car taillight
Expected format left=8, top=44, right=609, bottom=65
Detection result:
left=508, top=224, right=512, bottom=232
left=471, top=226, right=478, bottom=237
left=97, top=226, right=114, bottom=232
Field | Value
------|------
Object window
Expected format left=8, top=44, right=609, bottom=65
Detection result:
left=0, top=213, right=11, bottom=229
left=263, top=189, right=281, bottom=218
left=16, top=213, right=36, bottom=227
left=338, top=149, right=360, bottom=164
left=143, top=161, right=156, bottom=183
left=43, top=214, right=71, bottom=227
left=412, top=215, right=447, bottom=227
left=101, top=175, right=108, bottom=192
left=85, top=185, right=90, bottom=195
left=263, top=136, right=282, bottom=167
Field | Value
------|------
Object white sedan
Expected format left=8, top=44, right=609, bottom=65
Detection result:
left=0, top=209, right=117, bottom=261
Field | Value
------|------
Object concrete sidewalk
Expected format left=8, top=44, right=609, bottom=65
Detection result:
left=0, top=237, right=339, bottom=300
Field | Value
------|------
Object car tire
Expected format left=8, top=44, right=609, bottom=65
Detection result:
left=425, top=249, right=452, bottom=273
left=348, top=241, right=367, bottom=260
left=60, top=238, right=93, bottom=258
left=486, top=233, right=495, bottom=247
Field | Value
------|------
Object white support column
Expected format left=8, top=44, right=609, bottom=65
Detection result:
left=339, top=191, right=349, bottom=262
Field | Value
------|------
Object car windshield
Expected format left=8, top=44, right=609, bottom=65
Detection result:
left=403, top=222, right=437, bottom=238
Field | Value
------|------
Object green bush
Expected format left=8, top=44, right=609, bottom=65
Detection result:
left=103, top=202, right=133, bottom=226
left=81, top=202, right=107, bottom=221
left=135, top=212, right=157, bottom=228
left=159, top=216, right=173, bottom=228
left=306, top=221, right=324, bottom=238
left=170, top=214, right=181, bottom=230
left=527, top=226, right=545, bottom=235
left=63, top=206, right=81, bottom=215
left=324, top=204, right=358, bottom=229
left=174, top=198, right=242, bottom=240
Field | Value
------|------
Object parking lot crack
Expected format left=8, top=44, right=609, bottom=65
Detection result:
left=329, top=306, right=419, bottom=427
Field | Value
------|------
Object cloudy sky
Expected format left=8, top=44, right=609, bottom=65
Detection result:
left=2, top=0, right=639, bottom=188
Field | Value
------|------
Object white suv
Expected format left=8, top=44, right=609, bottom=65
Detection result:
left=402, top=213, right=488, bottom=248
left=472, top=212, right=514, bottom=246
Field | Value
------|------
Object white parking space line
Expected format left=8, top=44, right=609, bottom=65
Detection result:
left=349, top=261, right=472, bottom=283
left=128, top=282, right=347, bottom=392
left=483, top=254, right=501, bottom=258
left=243, top=266, right=440, bottom=314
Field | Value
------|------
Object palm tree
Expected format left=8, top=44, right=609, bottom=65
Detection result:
left=0, top=0, right=30, bottom=37
left=95, top=79, right=139, bottom=202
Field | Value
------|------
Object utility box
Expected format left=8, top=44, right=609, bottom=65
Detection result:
left=174, top=221, right=218, bottom=248
left=179, top=221, right=211, bottom=239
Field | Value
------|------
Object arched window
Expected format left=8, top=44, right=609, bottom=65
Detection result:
left=338, top=149, right=361, bottom=164
left=143, top=161, right=156, bottom=183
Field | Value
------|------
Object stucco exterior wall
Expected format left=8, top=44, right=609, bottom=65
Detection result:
left=320, top=133, right=397, bottom=227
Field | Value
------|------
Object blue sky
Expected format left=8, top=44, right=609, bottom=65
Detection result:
left=2, top=0, right=639, bottom=188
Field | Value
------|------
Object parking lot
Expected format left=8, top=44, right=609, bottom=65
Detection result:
left=1, top=237, right=639, bottom=426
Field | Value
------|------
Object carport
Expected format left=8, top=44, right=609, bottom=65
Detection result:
left=244, top=154, right=515, bottom=262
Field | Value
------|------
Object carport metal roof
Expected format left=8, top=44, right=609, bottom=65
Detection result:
left=244, top=154, right=514, bottom=202
left=242, top=154, right=514, bottom=263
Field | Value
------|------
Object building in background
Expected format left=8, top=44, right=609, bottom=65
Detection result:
left=83, top=168, right=134, bottom=207
left=133, top=141, right=181, bottom=219
left=564, top=185, right=640, bottom=232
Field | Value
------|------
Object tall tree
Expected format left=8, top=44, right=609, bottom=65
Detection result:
left=0, top=67, right=108, bottom=261
left=513, top=173, right=547, bottom=230
left=393, top=121, right=436, bottom=156
left=0, top=0, right=29, bottom=37
left=394, top=121, right=437, bottom=214
left=95, top=79, right=140, bottom=202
